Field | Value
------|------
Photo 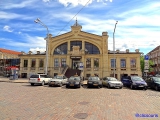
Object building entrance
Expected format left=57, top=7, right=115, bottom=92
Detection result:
left=72, top=59, right=81, bottom=69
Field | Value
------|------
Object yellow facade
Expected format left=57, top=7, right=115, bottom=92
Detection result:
left=19, top=21, right=142, bottom=79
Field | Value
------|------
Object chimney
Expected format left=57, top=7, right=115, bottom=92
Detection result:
left=37, top=51, right=40, bottom=54
left=28, top=51, right=32, bottom=55
left=126, top=49, right=129, bottom=53
left=135, top=49, right=139, bottom=53
left=116, top=49, right=120, bottom=53
left=21, top=51, right=25, bottom=55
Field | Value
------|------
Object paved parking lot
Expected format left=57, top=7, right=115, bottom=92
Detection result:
left=0, top=82, right=160, bottom=120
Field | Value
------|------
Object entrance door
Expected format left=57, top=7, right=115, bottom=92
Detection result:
left=72, top=59, right=81, bottom=69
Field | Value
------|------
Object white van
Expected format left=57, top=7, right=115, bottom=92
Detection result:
left=29, top=74, right=52, bottom=86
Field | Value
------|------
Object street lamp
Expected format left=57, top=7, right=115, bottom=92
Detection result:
left=34, top=18, right=49, bottom=75
left=113, top=21, right=118, bottom=78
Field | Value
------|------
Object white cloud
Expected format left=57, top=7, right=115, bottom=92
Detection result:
left=42, top=0, right=50, bottom=2
left=3, top=25, right=13, bottom=32
left=2, top=1, right=36, bottom=9
left=29, top=47, right=46, bottom=53
left=57, top=0, right=112, bottom=7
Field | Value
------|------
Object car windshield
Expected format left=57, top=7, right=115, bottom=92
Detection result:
left=69, top=77, right=80, bottom=80
left=131, top=76, right=143, bottom=81
left=153, top=77, right=160, bottom=82
left=89, top=77, right=100, bottom=81
left=108, top=77, right=118, bottom=81
left=54, top=76, right=63, bottom=79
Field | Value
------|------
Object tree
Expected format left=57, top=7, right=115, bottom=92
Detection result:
left=140, top=56, right=154, bottom=73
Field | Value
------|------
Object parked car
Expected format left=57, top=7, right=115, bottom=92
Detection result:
left=121, top=76, right=148, bottom=90
left=66, top=75, right=83, bottom=88
left=145, top=76, right=160, bottom=91
left=48, top=75, right=68, bottom=87
left=87, top=76, right=102, bottom=88
left=29, top=74, right=52, bottom=86
left=102, top=77, right=123, bottom=89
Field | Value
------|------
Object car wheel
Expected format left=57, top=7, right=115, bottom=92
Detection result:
left=49, top=84, right=52, bottom=87
left=66, top=85, right=69, bottom=88
left=144, top=87, right=147, bottom=90
left=108, top=84, right=111, bottom=89
left=31, top=83, right=34, bottom=86
left=41, top=81, right=45, bottom=86
left=155, top=86, right=158, bottom=91
left=119, top=87, right=122, bottom=89
left=87, top=85, right=90, bottom=88
left=130, top=84, right=134, bottom=89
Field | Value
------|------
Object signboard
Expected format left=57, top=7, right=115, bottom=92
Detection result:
left=144, top=55, right=149, bottom=60
left=78, top=62, right=83, bottom=70
left=144, top=55, right=149, bottom=72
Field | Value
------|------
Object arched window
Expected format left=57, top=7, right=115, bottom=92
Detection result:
left=85, top=42, right=100, bottom=54
left=53, top=42, right=67, bottom=55
left=70, top=41, right=82, bottom=51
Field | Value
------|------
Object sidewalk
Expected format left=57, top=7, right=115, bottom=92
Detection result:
left=0, top=76, right=87, bottom=84
left=0, top=76, right=29, bottom=83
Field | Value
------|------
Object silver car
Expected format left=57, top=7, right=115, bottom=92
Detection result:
left=48, top=75, right=68, bottom=87
left=102, top=77, right=123, bottom=89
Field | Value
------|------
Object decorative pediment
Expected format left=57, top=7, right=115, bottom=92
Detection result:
left=70, top=46, right=82, bottom=55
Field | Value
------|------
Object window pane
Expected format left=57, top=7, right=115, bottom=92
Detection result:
left=111, top=59, right=116, bottom=68
left=70, top=41, right=82, bottom=51
left=130, top=58, right=136, bottom=68
left=61, top=58, right=66, bottom=67
left=39, top=59, right=44, bottom=67
left=86, top=58, right=91, bottom=68
left=54, top=58, right=59, bottom=67
left=85, top=42, right=100, bottom=54
left=31, top=59, right=36, bottom=67
left=54, top=42, right=67, bottom=55
left=94, top=58, right=99, bottom=68
left=24, top=60, right=28, bottom=67
left=121, top=59, right=126, bottom=68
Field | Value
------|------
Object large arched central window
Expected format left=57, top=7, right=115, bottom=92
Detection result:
left=70, top=41, right=82, bottom=51
left=85, top=42, right=100, bottom=54
left=53, top=42, right=67, bottom=55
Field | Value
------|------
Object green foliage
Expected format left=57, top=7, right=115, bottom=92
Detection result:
left=140, top=56, right=154, bottom=72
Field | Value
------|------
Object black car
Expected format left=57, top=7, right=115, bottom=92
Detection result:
left=145, top=76, right=160, bottom=91
left=87, top=76, right=102, bottom=88
left=66, top=75, right=83, bottom=88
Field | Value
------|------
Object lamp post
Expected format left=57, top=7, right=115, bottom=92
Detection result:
left=34, top=18, right=49, bottom=75
left=113, top=21, right=118, bottom=78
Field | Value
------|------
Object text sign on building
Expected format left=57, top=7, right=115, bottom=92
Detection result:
left=144, top=55, right=149, bottom=72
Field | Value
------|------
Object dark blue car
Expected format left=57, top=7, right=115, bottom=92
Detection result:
left=121, top=76, right=148, bottom=90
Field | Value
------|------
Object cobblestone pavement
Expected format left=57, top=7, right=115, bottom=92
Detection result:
left=0, top=82, right=160, bottom=120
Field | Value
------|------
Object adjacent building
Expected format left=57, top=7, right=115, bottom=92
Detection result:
left=147, top=45, right=160, bottom=75
left=0, top=48, right=21, bottom=76
left=19, top=21, right=142, bottom=79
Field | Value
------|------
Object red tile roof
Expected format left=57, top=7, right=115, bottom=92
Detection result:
left=0, top=48, right=21, bottom=55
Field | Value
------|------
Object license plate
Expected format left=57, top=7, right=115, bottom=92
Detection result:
left=93, top=84, right=98, bottom=86
left=70, top=84, right=74, bottom=86
left=51, top=82, right=55, bottom=84
left=139, top=85, right=144, bottom=87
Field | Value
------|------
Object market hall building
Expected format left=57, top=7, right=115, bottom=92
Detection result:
left=19, top=21, right=142, bottom=80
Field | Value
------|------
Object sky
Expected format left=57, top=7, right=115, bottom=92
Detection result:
left=0, top=0, right=160, bottom=55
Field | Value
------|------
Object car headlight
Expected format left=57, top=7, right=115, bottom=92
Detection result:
left=75, top=82, right=79, bottom=84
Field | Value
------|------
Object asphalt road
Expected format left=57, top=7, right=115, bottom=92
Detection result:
left=0, top=82, right=160, bottom=120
